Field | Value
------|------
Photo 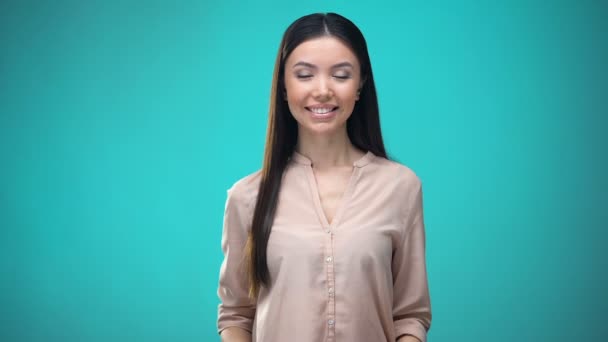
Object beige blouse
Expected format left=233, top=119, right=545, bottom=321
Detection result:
left=217, top=151, right=432, bottom=342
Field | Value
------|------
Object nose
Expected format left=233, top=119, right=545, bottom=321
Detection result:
left=312, top=77, right=333, bottom=99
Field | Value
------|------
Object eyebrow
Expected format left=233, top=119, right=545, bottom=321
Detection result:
left=292, top=61, right=354, bottom=69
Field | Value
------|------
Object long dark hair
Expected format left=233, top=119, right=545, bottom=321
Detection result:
left=246, top=12, right=388, bottom=298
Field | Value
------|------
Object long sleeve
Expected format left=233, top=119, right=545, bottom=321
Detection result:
left=392, top=181, right=432, bottom=342
left=217, top=186, right=256, bottom=334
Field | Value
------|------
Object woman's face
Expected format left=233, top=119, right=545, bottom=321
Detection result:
left=284, top=36, right=362, bottom=137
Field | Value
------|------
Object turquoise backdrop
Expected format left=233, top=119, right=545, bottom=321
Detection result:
left=1, top=0, right=606, bottom=341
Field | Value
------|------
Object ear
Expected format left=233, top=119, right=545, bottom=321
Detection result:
left=359, top=77, right=366, bottom=90
left=356, top=78, right=366, bottom=101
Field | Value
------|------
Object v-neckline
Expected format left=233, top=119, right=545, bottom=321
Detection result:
left=307, top=166, right=359, bottom=229
left=292, top=151, right=374, bottom=230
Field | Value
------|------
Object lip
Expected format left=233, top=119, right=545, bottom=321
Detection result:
left=306, top=105, right=339, bottom=120
left=306, top=104, right=338, bottom=110
left=305, top=105, right=339, bottom=113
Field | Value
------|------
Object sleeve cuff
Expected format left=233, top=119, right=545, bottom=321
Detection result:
left=395, top=318, right=428, bottom=342
left=217, top=307, right=255, bottom=335
left=218, top=322, right=253, bottom=335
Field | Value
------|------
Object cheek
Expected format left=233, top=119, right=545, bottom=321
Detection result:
left=285, top=92, right=301, bottom=110
left=286, top=85, right=315, bottom=111
left=285, top=82, right=298, bottom=97
left=338, top=86, right=359, bottom=102
left=284, top=85, right=303, bottom=116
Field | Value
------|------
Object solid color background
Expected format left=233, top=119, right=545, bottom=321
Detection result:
left=1, top=0, right=606, bottom=341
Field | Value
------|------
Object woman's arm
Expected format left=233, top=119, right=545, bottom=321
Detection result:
left=217, top=184, right=257, bottom=338
left=220, top=327, right=252, bottom=342
left=392, top=180, right=432, bottom=342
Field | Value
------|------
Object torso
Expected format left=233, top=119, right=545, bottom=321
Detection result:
left=220, top=152, right=430, bottom=342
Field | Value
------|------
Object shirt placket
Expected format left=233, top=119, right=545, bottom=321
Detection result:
left=325, top=228, right=336, bottom=341
left=302, top=163, right=355, bottom=341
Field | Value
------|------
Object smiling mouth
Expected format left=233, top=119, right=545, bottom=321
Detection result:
left=306, top=106, right=339, bottom=114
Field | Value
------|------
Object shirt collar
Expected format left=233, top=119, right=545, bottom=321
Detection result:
left=290, top=150, right=375, bottom=168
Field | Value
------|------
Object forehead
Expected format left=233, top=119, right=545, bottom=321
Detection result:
left=286, top=36, right=360, bottom=68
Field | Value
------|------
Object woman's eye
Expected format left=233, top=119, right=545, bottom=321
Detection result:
left=333, top=75, right=351, bottom=80
left=296, top=74, right=313, bottom=79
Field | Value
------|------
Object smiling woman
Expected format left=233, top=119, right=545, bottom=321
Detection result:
left=216, top=13, right=431, bottom=342
left=285, top=37, right=362, bottom=133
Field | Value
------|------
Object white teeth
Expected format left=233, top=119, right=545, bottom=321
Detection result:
left=309, top=107, right=334, bottom=114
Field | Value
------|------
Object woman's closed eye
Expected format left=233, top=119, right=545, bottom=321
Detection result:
left=296, top=74, right=313, bottom=79
left=333, top=74, right=351, bottom=80
left=294, top=73, right=351, bottom=80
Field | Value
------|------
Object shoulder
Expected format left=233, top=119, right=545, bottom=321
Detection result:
left=370, top=156, right=424, bottom=227
left=226, top=169, right=262, bottom=211
left=370, top=156, right=422, bottom=193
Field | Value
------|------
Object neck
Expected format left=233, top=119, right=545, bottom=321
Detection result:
left=295, top=127, right=364, bottom=170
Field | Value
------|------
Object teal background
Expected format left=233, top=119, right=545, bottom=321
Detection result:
left=1, top=0, right=606, bottom=341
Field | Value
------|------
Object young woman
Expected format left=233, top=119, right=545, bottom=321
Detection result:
left=217, top=12, right=431, bottom=342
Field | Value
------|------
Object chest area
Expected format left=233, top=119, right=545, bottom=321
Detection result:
left=312, top=169, right=353, bottom=225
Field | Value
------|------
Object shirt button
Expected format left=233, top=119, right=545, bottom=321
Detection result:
left=328, top=287, right=334, bottom=295
left=328, top=319, right=335, bottom=326
left=326, top=256, right=332, bottom=263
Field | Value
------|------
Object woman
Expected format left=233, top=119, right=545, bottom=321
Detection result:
left=217, top=13, right=431, bottom=342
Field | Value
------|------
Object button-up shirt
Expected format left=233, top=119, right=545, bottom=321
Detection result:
left=217, top=151, right=432, bottom=342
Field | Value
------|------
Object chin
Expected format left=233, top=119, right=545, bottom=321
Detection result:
left=299, top=122, right=345, bottom=136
